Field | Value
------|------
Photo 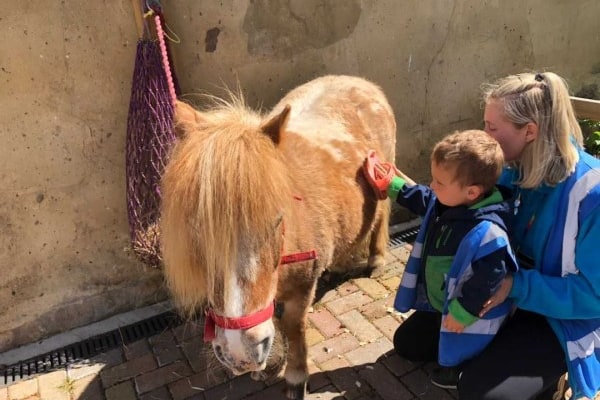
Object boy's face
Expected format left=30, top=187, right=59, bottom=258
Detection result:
left=429, top=162, right=482, bottom=207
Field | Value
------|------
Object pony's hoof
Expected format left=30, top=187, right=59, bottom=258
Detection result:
left=285, top=381, right=307, bottom=399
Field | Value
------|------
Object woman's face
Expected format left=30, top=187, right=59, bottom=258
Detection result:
left=483, top=100, right=532, bottom=162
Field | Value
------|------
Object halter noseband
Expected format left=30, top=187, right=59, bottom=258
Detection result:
left=203, top=218, right=317, bottom=342
left=204, top=302, right=275, bottom=342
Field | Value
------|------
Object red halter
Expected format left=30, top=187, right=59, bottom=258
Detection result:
left=203, top=212, right=318, bottom=342
left=204, top=302, right=275, bottom=342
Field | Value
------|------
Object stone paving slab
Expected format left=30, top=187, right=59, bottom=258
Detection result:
left=0, top=245, right=465, bottom=399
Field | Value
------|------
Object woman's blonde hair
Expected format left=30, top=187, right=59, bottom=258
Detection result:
left=482, top=72, right=582, bottom=188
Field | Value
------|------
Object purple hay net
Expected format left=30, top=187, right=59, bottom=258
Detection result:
left=126, top=39, right=177, bottom=266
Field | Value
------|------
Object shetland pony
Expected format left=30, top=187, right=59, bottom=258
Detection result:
left=160, top=75, right=396, bottom=399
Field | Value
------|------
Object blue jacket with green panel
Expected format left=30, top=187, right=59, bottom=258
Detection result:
left=390, top=177, right=518, bottom=367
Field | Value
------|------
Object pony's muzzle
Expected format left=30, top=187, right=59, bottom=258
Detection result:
left=212, top=321, right=275, bottom=374
left=250, top=335, right=273, bottom=367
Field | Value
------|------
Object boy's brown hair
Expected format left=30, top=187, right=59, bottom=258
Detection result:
left=431, top=129, right=504, bottom=192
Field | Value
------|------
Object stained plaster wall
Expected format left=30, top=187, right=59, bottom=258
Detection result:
left=1, top=0, right=599, bottom=353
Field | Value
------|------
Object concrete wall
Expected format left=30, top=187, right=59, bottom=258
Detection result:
left=1, top=0, right=598, bottom=352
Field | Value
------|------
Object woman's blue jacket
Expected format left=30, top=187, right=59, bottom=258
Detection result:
left=500, top=148, right=600, bottom=399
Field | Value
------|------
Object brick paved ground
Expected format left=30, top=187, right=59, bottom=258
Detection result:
left=0, top=242, right=572, bottom=400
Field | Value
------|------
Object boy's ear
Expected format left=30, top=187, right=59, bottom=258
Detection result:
left=466, top=185, right=484, bottom=201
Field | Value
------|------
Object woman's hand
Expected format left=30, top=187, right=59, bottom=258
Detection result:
left=479, top=275, right=514, bottom=317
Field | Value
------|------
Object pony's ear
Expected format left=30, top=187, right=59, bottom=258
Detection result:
left=261, top=104, right=291, bottom=145
left=174, top=100, right=203, bottom=138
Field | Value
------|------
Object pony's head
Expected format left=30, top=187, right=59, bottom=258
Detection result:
left=160, top=99, right=294, bottom=374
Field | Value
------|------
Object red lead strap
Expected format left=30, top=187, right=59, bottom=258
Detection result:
left=280, top=250, right=318, bottom=265
left=204, top=302, right=275, bottom=342
left=279, top=217, right=318, bottom=266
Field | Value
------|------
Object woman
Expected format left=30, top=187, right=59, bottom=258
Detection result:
left=387, top=71, right=600, bottom=400
left=457, top=72, right=600, bottom=399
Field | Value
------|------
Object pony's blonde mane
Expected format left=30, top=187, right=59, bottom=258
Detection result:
left=160, top=98, right=292, bottom=314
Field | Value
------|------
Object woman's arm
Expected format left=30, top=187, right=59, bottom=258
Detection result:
left=482, top=205, right=600, bottom=319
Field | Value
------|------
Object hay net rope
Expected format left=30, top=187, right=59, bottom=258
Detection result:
left=126, top=0, right=179, bottom=266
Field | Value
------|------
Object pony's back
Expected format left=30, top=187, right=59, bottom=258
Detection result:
left=268, top=75, right=396, bottom=270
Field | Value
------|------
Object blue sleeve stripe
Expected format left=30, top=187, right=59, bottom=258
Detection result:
left=579, top=183, right=600, bottom=222
left=476, top=237, right=510, bottom=260
left=411, top=241, right=423, bottom=259
left=399, top=271, right=418, bottom=289
left=563, top=168, right=600, bottom=276
left=566, top=328, right=600, bottom=360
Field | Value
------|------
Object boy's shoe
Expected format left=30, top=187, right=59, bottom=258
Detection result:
left=430, top=366, right=461, bottom=390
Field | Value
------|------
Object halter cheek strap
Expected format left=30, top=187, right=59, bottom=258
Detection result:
left=204, top=302, right=275, bottom=342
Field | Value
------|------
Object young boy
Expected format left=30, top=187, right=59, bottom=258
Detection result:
left=364, top=130, right=518, bottom=389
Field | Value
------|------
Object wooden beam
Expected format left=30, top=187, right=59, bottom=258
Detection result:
left=131, top=0, right=144, bottom=40
left=571, top=96, right=600, bottom=121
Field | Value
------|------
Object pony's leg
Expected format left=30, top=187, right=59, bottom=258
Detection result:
left=368, top=199, right=390, bottom=270
left=278, top=293, right=314, bottom=400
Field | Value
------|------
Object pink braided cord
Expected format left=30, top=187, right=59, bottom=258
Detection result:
left=154, top=14, right=176, bottom=107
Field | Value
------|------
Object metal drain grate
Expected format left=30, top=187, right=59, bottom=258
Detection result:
left=1, top=310, right=184, bottom=386
left=388, top=226, right=419, bottom=249
left=1, top=225, right=419, bottom=387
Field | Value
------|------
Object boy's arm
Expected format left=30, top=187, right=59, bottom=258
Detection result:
left=392, top=180, right=436, bottom=216
left=450, top=247, right=511, bottom=326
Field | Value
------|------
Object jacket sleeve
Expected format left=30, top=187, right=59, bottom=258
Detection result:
left=510, top=204, right=600, bottom=319
left=394, top=184, right=435, bottom=216
left=456, top=247, right=511, bottom=320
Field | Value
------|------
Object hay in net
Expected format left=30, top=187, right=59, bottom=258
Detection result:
left=125, top=38, right=177, bottom=266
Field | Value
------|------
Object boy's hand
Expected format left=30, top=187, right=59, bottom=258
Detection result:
left=363, top=150, right=396, bottom=200
left=443, top=313, right=466, bottom=333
